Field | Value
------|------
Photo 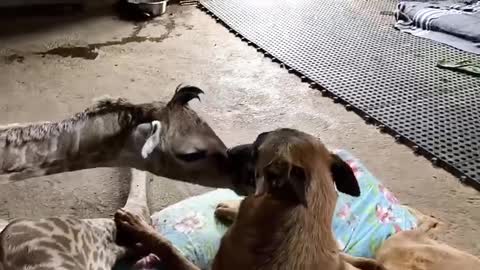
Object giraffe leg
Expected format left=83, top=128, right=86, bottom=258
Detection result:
left=114, top=169, right=154, bottom=260
left=114, top=169, right=159, bottom=268
left=122, top=169, right=151, bottom=224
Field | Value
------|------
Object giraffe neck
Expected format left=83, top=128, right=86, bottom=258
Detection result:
left=0, top=100, right=157, bottom=181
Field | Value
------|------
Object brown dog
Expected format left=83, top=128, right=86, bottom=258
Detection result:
left=115, top=128, right=384, bottom=270
left=375, top=207, right=480, bottom=270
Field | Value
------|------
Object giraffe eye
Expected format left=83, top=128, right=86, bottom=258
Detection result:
left=175, top=150, right=207, bottom=162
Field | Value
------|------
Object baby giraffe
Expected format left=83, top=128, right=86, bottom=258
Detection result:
left=0, top=85, right=252, bottom=270
left=115, top=128, right=385, bottom=270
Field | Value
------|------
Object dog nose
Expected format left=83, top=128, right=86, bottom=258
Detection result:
left=227, top=144, right=253, bottom=159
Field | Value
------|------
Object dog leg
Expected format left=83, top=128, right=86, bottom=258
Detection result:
left=403, top=206, right=440, bottom=234
left=340, top=252, right=386, bottom=270
left=115, top=209, right=200, bottom=270
left=215, top=200, right=242, bottom=222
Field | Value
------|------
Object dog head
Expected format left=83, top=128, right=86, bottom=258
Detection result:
left=228, top=128, right=360, bottom=206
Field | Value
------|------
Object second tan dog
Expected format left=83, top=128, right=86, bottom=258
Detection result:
left=375, top=207, right=480, bottom=270
left=115, top=128, right=384, bottom=270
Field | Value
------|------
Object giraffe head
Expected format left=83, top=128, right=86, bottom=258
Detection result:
left=0, top=84, right=245, bottom=192
left=130, top=85, right=234, bottom=189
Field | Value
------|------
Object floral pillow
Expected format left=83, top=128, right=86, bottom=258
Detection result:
left=114, top=149, right=417, bottom=270
left=332, top=149, right=417, bottom=257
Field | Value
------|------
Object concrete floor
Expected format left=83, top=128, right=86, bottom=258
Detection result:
left=0, top=3, right=479, bottom=256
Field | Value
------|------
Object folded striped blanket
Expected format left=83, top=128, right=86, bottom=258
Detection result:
left=395, top=0, right=480, bottom=54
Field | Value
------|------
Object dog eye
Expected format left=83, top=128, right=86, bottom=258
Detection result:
left=265, top=170, right=280, bottom=180
left=252, top=148, right=260, bottom=160
left=176, top=150, right=207, bottom=162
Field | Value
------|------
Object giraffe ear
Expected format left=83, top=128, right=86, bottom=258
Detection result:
left=141, top=121, right=162, bottom=159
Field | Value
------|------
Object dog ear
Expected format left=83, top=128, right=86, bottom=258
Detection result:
left=264, top=160, right=309, bottom=207
left=168, top=84, right=204, bottom=107
left=330, top=154, right=360, bottom=197
left=253, top=131, right=270, bottom=149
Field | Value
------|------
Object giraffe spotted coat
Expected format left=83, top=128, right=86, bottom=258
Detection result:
left=0, top=217, right=123, bottom=270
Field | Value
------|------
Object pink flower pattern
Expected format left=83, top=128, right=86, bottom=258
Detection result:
left=379, top=184, right=399, bottom=204
left=337, top=203, right=358, bottom=226
left=346, top=160, right=363, bottom=178
left=337, top=203, right=352, bottom=220
left=174, top=212, right=205, bottom=234
left=375, top=204, right=401, bottom=224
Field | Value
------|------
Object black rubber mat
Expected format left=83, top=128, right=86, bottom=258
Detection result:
left=200, top=0, right=480, bottom=190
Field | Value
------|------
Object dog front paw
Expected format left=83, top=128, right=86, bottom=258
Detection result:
left=215, top=200, right=241, bottom=222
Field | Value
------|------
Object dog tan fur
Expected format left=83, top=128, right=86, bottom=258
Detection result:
left=115, top=171, right=480, bottom=270
left=114, top=129, right=480, bottom=270
left=115, top=128, right=384, bottom=270
left=376, top=208, right=480, bottom=270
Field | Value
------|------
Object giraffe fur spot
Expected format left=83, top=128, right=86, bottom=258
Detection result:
left=52, top=235, right=72, bottom=251
left=11, top=246, right=52, bottom=268
left=58, top=252, right=77, bottom=265
left=74, top=249, right=87, bottom=266
left=85, top=230, right=93, bottom=245
left=72, top=227, right=80, bottom=243
left=37, top=240, right=64, bottom=252
left=49, top=218, right=71, bottom=234
left=60, top=261, right=77, bottom=270
left=8, top=224, right=43, bottom=234
left=36, top=222, right=55, bottom=232
left=83, top=241, right=92, bottom=258
left=4, top=226, right=47, bottom=249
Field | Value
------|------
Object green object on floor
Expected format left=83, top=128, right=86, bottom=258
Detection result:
left=437, top=59, right=480, bottom=77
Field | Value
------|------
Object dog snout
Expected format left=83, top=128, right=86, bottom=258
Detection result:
left=227, top=144, right=252, bottom=159
left=227, top=144, right=257, bottom=195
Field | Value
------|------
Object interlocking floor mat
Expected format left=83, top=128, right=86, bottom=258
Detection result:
left=199, top=0, right=480, bottom=190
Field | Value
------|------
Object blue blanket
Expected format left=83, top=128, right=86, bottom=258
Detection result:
left=115, top=149, right=417, bottom=270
